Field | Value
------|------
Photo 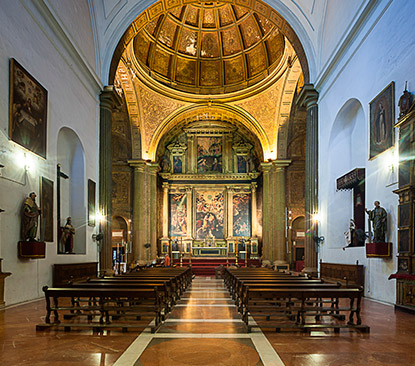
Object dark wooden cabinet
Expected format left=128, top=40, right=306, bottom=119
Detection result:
left=393, top=97, right=415, bottom=312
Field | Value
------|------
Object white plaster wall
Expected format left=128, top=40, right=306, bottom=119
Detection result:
left=0, top=0, right=100, bottom=305
left=47, top=0, right=97, bottom=72
left=318, top=0, right=415, bottom=304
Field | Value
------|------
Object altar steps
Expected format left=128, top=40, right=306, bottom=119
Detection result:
left=172, top=258, right=261, bottom=276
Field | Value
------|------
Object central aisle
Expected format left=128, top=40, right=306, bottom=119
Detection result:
left=114, top=276, right=284, bottom=366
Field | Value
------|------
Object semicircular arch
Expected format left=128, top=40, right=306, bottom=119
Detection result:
left=147, top=103, right=269, bottom=162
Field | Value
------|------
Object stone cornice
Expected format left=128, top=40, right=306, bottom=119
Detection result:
left=296, top=84, right=318, bottom=109
left=159, top=172, right=260, bottom=181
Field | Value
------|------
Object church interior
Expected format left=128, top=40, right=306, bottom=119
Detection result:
left=0, top=0, right=415, bottom=365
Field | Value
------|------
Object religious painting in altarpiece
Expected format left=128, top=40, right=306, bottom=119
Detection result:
left=195, top=190, right=224, bottom=239
left=169, top=192, right=187, bottom=237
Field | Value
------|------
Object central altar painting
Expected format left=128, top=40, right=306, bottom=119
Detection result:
left=197, top=137, right=222, bottom=173
left=196, top=190, right=224, bottom=239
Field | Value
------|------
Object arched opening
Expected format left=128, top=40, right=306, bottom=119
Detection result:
left=57, top=127, right=87, bottom=254
left=111, top=215, right=129, bottom=273
left=325, top=99, right=366, bottom=249
left=106, top=0, right=309, bottom=268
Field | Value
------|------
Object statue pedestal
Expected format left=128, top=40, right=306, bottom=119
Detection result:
left=366, top=242, right=392, bottom=258
left=18, top=241, right=46, bottom=259
left=0, top=259, right=11, bottom=309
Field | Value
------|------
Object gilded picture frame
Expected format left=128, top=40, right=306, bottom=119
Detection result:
left=369, top=82, right=395, bottom=159
left=9, top=59, right=48, bottom=159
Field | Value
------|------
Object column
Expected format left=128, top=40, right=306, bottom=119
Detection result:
left=99, top=86, right=122, bottom=273
left=226, top=187, right=234, bottom=239
left=297, top=84, right=319, bottom=274
left=260, top=160, right=290, bottom=263
left=251, top=182, right=257, bottom=237
left=161, top=182, right=169, bottom=239
left=260, top=162, right=272, bottom=261
left=273, top=160, right=290, bottom=264
left=148, top=163, right=159, bottom=259
left=129, top=160, right=147, bottom=261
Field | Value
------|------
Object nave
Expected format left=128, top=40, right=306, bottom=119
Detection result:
left=0, top=276, right=414, bottom=366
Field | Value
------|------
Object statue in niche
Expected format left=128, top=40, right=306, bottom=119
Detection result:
left=161, top=152, right=170, bottom=172
left=365, top=201, right=387, bottom=242
left=21, top=192, right=41, bottom=241
left=247, top=152, right=257, bottom=172
left=60, top=217, right=75, bottom=253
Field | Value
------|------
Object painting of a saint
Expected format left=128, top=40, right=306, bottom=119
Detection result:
left=237, top=155, right=247, bottom=173
left=195, top=190, right=224, bottom=239
left=173, top=156, right=183, bottom=173
left=169, top=193, right=187, bottom=236
left=369, top=82, right=394, bottom=159
left=197, top=137, right=222, bottom=173
left=9, top=59, right=47, bottom=158
left=232, top=193, right=251, bottom=237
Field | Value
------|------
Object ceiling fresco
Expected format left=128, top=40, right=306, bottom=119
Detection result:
left=131, top=2, right=285, bottom=95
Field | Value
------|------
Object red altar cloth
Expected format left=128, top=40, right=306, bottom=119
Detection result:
left=388, top=273, right=415, bottom=281
left=295, top=260, right=304, bottom=272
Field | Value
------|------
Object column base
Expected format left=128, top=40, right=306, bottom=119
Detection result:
left=273, top=260, right=289, bottom=272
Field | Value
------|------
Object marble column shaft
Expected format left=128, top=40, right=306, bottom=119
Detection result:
left=260, top=160, right=290, bottom=262
left=99, top=86, right=122, bottom=273
left=128, top=160, right=159, bottom=261
left=297, top=84, right=319, bottom=273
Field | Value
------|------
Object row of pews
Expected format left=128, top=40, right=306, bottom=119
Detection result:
left=36, top=267, right=192, bottom=333
left=224, top=267, right=370, bottom=333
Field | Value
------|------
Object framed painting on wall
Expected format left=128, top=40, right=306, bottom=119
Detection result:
left=88, top=179, right=96, bottom=226
left=9, top=58, right=48, bottom=159
left=40, top=177, right=54, bottom=242
left=369, top=82, right=394, bottom=159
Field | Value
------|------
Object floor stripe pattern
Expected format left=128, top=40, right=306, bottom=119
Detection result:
left=114, top=277, right=284, bottom=366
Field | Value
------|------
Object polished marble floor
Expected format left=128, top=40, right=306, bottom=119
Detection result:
left=0, top=278, right=414, bottom=365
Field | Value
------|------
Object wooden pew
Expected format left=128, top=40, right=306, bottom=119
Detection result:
left=37, top=286, right=163, bottom=333
left=242, top=287, right=369, bottom=333
left=70, top=280, right=174, bottom=316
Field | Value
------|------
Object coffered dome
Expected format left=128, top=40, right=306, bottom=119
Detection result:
left=132, top=2, right=286, bottom=95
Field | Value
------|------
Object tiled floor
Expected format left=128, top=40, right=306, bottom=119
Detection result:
left=0, top=278, right=414, bottom=365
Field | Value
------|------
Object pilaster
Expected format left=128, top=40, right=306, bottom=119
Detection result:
left=297, top=84, right=319, bottom=274
left=99, top=86, right=122, bottom=273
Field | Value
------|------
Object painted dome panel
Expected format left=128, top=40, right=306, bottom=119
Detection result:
left=178, top=28, right=198, bottom=56
left=152, top=46, right=172, bottom=78
left=224, top=56, right=245, bottom=85
left=239, top=16, right=261, bottom=48
left=202, top=8, right=217, bottom=28
left=200, top=32, right=221, bottom=58
left=218, top=5, right=234, bottom=26
left=200, top=60, right=221, bottom=86
left=175, top=57, right=197, bottom=85
left=246, top=45, right=267, bottom=77
left=131, top=2, right=287, bottom=95
left=158, top=18, right=178, bottom=48
left=184, top=6, right=199, bottom=27
left=133, top=32, right=151, bottom=65
left=221, top=27, right=242, bottom=56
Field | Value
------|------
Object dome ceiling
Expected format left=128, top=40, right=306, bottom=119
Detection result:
left=132, top=2, right=286, bottom=95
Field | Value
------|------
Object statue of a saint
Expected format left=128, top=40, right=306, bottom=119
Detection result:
left=365, top=201, right=387, bottom=242
left=21, top=192, right=41, bottom=241
left=60, top=217, right=75, bottom=253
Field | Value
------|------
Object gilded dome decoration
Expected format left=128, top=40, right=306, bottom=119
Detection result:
left=132, top=2, right=286, bottom=95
